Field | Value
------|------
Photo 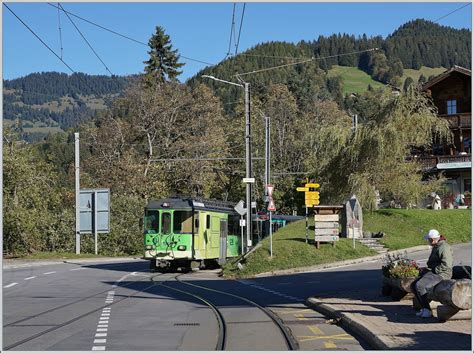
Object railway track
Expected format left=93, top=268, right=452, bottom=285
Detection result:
left=153, top=274, right=226, bottom=350
left=159, top=273, right=299, bottom=351
left=3, top=271, right=167, bottom=350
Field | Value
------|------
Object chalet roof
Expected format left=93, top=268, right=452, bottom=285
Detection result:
left=422, top=65, right=471, bottom=91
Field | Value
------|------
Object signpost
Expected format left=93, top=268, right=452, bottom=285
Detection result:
left=234, top=200, right=247, bottom=255
left=266, top=184, right=276, bottom=258
left=296, top=182, right=320, bottom=243
left=79, top=189, right=110, bottom=254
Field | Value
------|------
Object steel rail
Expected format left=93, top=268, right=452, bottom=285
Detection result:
left=175, top=274, right=300, bottom=350
left=153, top=274, right=226, bottom=351
left=3, top=272, right=166, bottom=350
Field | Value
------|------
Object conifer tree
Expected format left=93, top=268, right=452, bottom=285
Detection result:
left=143, top=26, right=184, bottom=85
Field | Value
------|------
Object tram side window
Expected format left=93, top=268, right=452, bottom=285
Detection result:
left=162, top=213, right=171, bottom=234
left=228, top=215, right=239, bottom=235
left=173, top=211, right=193, bottom=234
left=145, top=211, right=159, bottom=234
left=206, top=215, right=211, bottom=229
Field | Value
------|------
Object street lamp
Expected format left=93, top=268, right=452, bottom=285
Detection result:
left=202, top=74, right=253, bottom=252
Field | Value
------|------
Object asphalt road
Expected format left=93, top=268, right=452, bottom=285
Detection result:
left=2, top=242, right=470, bottom=351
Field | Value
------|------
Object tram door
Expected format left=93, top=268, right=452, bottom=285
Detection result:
left=219, top=219, right=228, bottom=265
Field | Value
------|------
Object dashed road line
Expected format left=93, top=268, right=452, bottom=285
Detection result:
left=3, top=282, right=18, bottom=288
left=43, top=271, right=57, bottom=275
left=70, top=268, right=86, bottom=271
left=24, top=276, right=37, bottom=280
left=91, top=292, right=115, bottom=350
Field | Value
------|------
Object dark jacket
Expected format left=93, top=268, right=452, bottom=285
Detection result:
left=427, top=237, right=453, bottom=279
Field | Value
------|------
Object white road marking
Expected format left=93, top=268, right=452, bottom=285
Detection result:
left=98, top=321, right=109, bottom=324
left=43, top=271, right=57, bottom=275
left=97, top=328, right=108, bottom=332
left=70, top=268, right=86, bottom=271
left=101, top=313, right=110, bottom=316
left=92, top=347, right=106, bottom=351
left=95, top=333, right=107, bottom=337
left=98, top=325, right=108, bottom=328
left=24, top=276, right=36, bottom=280
left=4, top=283, right=18, bottom=288
left=94, top=339, right=107, bottom=344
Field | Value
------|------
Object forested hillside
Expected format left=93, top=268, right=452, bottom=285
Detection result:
left=190, top=19, right=470, bottom=112
left=3, top=72, right=134, bottom=141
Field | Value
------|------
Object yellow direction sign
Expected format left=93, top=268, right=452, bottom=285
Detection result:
left=305, top=183, right=320, bottom=189
left=296, top=187, right=309, bottom=192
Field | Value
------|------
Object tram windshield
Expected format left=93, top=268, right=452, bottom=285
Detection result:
left=161, top=212, right=171, bottom=234
left=145, top=210, right=159, bottom=233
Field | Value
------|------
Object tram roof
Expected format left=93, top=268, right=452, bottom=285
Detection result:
left=145, top=197, right=237, bottom=213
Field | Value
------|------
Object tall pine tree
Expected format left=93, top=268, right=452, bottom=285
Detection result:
left=143, top=26, right=184, bottom=85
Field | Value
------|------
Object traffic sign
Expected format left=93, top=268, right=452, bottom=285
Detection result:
left=266, top=184, right=274, bottom=197
left=268, top=199, right=276, bottom=212
left=306, top=183, right=320, bottom=188
left=296, top=187, right=309, bottom=192
left=242, top=178, right=255, bottom=183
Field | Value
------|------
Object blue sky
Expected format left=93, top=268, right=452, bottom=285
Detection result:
left=3, top=2, right=472, bottom=81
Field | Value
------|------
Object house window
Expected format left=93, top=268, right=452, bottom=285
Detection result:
left=447, top=100, right=457, bottom=115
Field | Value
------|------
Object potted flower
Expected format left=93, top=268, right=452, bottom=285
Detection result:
left=382, top=253, right=420, bottom=298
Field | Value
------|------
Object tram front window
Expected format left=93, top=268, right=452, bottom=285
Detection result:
left=161, top=212, right=171, bottom=235
left=145, top=211, right=159, bottom=234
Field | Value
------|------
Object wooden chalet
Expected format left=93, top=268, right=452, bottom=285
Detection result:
left=419, top=66, right=471, bottom=206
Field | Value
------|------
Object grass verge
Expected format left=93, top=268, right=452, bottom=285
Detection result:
left=364, top=209, right=471, bottom=250
left=222, top=217, right=376, bottom=278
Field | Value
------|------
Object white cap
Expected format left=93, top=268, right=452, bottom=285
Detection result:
left=424, top=229, right=440, bottom=240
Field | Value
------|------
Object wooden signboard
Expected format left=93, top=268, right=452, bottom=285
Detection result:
left=313, top=205, right=343, bottom=249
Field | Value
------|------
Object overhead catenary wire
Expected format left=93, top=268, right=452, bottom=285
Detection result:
left=235, top=47, right=379, bottom=77
left=57, top=2, right=64, bottom=60
left=226, top=3, right=236, bottom=58
left=58, top=3, right=114, bottom=76
left=234, top=3, right=246, bottom=56
left=433, top=3, right=471, bottom=23
left=3, top=3, right=76, bottom=74
left=4, top=3, right=116, bottom=102
left=46, top=2, right=214, bottom=67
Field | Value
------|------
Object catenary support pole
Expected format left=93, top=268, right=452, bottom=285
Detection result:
left=94, top=191, right=98, bottom=255
left=75, top=132, right=80, bottom=254
left=265, top=115, right=270, bottom=198
left=245, top=82, right=252, bottom=251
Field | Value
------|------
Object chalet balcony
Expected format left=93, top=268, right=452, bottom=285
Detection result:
left=439, top=113, right=471, bottom=129
left=412, top=154, right=472, bottom=171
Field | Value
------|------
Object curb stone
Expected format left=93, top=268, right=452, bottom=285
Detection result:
left=306, top=297, right=393, bottom=350
left=252, top=245, right=431, bottom=278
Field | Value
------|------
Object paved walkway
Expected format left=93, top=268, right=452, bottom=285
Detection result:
left=307, top=289, right=471, bottom=350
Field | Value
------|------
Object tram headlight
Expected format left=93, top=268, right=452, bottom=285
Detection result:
left=177, top=245, right=186, bottom=251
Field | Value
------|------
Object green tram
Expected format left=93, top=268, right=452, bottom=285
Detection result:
left=143, top=197, right=241, bottom=270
